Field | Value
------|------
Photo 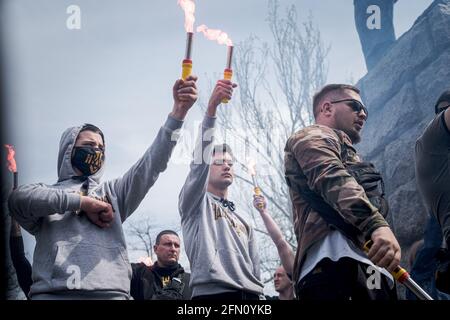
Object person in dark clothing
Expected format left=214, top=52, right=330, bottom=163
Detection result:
left=416, top=89, right=450, bottom=294
left=406, top=215, right=450, bottom=300
left=9, top=217, right=32, bottom=299
left=130, top=230, right=191, bottom=300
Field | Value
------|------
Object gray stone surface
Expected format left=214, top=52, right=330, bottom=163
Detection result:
left=357, top=0, right=450, bottom=290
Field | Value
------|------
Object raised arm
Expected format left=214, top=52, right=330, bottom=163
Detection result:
left=179, top=79, right=237, bottom=220
left=253, top=195, right=294, bottom=276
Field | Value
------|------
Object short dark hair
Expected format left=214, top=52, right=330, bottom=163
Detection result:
left=212, top=143, right=234, bottom=159
left=80, top=123, right=105, bottom=144
left=155, top=230, right=179, bottom=245
left=434, top=89, right=450, bottom=114
left=312, top=84, right=360, bottom=119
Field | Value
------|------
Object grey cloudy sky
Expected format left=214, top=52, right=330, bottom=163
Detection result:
left=2, top=0, right=433, bottom=292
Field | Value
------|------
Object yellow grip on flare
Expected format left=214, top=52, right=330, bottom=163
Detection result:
left=222, top=69, right=233, bottom=104
left=391, top=267, right=409, bottom=283
left=182, top=60, right=192, bottom=81
left=254, top=186, right=264, bottom=209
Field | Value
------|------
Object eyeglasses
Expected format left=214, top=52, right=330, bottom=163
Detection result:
left=212, top=159, right=234, bottom=166
left=330, top=99, right=368, bottom=119
left=437, top=104, right=450, bottom=114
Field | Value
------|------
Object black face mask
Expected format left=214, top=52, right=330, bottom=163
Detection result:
left=71, top=146, right=104, bottom=176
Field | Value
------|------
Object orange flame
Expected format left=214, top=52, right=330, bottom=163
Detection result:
left=247, top=158, right=256, bottom=177
left=196, top=24, right=233, bottom=46
left=4, top=144, right=17, bottom=173
left=178, top=0, right=196, bottom=33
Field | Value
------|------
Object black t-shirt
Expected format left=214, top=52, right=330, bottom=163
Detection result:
left=416, top=112, right=450, bottom=245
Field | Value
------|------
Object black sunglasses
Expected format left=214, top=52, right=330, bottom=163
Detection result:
left=330, top=99, right=368, bottom=118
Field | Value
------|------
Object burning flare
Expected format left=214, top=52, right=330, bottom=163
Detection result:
left=247, top=158, right=263, bottom=207
left=196, top=24, right=233, bottom=46
left=178, top=0, right=196, bottom=33
left=196, top=24, right=234, bottom=103
left=4, top=144, right=17, bottom=173
left=178, top=1, right=195, bottom=80
left=247, top=158, right=256, bottom=178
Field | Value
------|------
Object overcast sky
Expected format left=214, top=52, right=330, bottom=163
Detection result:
left=1, top=0, right=433, bottom=294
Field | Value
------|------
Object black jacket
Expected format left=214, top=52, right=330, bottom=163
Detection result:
left=130, top=262, right=192, bottom=300
left=10, top=235, right=32, bottom=299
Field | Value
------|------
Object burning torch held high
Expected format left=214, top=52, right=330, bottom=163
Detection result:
left=196, top=24, right=234, bottom=103
left=178, top=0, right=196, bottom=80
left=4, top=144, right=18, bottom=189
left=247, top=158, right=263, bottom=209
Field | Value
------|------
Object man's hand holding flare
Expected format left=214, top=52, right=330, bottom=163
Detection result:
left=171, top=75, right=199, bottom=121
left=367, top=226, right=401, bottom=273
left=253, top=194, right=267, bottom=213
left=207, top=79, right=237, bottom=117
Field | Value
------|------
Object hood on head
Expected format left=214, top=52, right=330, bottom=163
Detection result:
left=57, top=124, right=105, bottom=183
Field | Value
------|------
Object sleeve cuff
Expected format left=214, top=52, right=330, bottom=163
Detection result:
left=67, top=192, right=82, bottom=212
left=165, top=115, right=185, bottom=131
left=362, top=218, right=390, bottom=241
left=203, top=114, right=216, bottom=128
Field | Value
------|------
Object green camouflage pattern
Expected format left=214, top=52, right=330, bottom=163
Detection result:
left=284, top=124, right=389, bottom=283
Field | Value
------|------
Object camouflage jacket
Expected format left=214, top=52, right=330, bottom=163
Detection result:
left=284, top=124, right=389, bottom=283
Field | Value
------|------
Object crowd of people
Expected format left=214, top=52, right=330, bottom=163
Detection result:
left=4, top=0, right=450, bottom=301
left=6, top=74, right=450, bottom=300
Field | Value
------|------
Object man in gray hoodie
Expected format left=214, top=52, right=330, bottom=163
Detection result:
left=179, top=79, right=264, bottom=300
left=8, top=76, right=198, bottom=299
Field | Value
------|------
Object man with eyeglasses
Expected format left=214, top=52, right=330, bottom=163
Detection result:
left=284, top=84, right=400, bottom=300
left=415, top=89, right=450, bottom=295
left=179, top=79, right=264, bottom=300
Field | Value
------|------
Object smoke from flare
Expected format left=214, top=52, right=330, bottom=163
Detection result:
left=4, top=144, right=17, bottom=173
left=196, top=24, right=233, bottom=46
left=247, top=158, right=256, bottom=177
left=178, top=0, right=196, bottom=33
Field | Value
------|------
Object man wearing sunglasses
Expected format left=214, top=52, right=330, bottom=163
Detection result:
left=415, top=89, right=450, bottom=294
left=285, top=84, right=400, bottom=300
